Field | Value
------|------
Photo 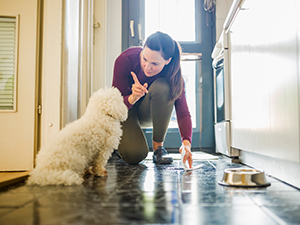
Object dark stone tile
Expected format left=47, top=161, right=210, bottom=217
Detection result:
left=0, top=208, right=14, bottom=217
left=179, top=170, right=225, bottom=193
left=110, top=205, right=179, bottom=224
left=121, top=180, right=178, bottom=192
left=180, top=205, right=278, bottom=225
left=1, top=183, right=60, bottom=194
left=208, top=159, right=244, bottom=173
left=238, top=180, right=298, bottom=194
left=181, top=191, right=254, bottom=206
left=103, top=190, right=179, bottom=208
left=0, top=204, right=103, bottom=225
left=0, top=203, right=180, bottom=225
left=248, top=191, right=300, bottom=206
left=0, top=192, right=36, bottom=208
left=265, top=205, right=300, bottom=224
left=34, top=187, right=108, bottom=208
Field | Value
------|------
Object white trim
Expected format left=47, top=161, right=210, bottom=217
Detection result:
left=41, top=0, right=63, bottom=146
left=93, top=0, right=107, bottom=92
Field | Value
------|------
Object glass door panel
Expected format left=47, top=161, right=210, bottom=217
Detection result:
left=123, top=0, right=215, bottom=150
left=145, top=0, right=196, bottom=42
left=143, top=0, right=202, bottom=149
left=169, top=60, right=196, bottom=128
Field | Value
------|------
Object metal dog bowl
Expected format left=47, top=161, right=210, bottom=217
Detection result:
left=218, top=168, right=270, bottom=187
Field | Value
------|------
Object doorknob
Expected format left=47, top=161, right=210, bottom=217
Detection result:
left=93, top=22, right=100, bottom=28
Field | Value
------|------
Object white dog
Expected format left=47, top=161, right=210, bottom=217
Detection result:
left=27, top=87, right=128, bottom=186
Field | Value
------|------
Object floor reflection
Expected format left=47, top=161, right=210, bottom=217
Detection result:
left=0, top=154, right=300, bottom=224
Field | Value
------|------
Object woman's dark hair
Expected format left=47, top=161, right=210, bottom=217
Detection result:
left=144, top=31, right=183, bottom=102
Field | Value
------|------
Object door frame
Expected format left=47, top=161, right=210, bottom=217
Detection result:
left=34, top=0, right=43, bottom=164
left=122, top=0, right=215, bottom=152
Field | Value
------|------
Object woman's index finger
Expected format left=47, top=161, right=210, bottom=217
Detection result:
left=131, top=71, right=140, bottom=84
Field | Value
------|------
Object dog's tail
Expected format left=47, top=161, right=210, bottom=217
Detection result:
left=27, top=168, right=83, bottom=186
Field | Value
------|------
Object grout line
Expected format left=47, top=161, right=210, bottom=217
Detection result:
left=268, top=175, right=300, bottom=191
left=247, top=191, right=288, bottom=225
left=176, top=162, right=183, bottom=225
left=207, top=160, right=221, bottom=172
left=260, top=206, right=288, bottom=225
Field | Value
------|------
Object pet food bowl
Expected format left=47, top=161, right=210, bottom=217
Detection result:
left=218, top=168, right=270, bottom=187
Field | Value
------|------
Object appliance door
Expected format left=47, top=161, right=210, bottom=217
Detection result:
left=213, top=57, right=226, bottom=123
left=212, top=44, right=237, bottom=156
left=215, top=122, right=239, bottom=157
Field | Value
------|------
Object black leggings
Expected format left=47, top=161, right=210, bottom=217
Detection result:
left=118, top=78, right=174, bottom=164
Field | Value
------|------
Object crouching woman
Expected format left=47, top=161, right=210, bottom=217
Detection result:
left=112, top=31, right=193, bottom=167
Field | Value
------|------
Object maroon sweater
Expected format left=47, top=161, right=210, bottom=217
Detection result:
left=112, top=47, right=192, bottom=143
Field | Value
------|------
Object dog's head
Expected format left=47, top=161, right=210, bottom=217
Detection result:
left=86, top=87, right=128, bottom=121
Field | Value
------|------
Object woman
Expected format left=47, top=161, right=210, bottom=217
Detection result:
left=112, top=31, right=193, bottom=167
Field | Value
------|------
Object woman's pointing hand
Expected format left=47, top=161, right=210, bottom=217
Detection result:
left=128, top=71, right=148, bottom=105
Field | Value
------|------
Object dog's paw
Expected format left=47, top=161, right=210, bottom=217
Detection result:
left=95, top=169, right=108, bottom=177
left=84, top=166, right=93, bottom=175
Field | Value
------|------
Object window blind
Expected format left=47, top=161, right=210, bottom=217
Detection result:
left=0, top=17, right=17, bottom=111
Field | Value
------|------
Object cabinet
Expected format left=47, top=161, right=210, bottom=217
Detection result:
left=229, top=0, right=300, bottom=163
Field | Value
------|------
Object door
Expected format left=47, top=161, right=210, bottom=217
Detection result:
left=0, top=0, right=40, bottom=170
left=122, top=0, right=215, bottom=151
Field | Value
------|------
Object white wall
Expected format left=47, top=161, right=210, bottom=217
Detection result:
left=105, top=0, right=122, bottom=87
left=93, top=0, right=122, bottom=91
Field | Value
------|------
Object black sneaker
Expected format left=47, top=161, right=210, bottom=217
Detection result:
left=113, top=150, right=121, bottom=159
left=153, top=146, right=173, bottom=164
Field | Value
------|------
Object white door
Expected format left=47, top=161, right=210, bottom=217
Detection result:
left=0, top=0, right=39, bottom=171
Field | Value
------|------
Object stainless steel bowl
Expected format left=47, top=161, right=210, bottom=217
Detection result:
left=218, top=168, right=271, bottom=187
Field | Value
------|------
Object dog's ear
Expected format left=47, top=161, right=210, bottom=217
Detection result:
left=103, top=88, right=128, bottom=122
left=85, top=87, right=128, bottom=121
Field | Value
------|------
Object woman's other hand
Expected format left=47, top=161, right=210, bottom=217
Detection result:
left=128, top=71, right=148, bottom=105
left=180, top=140, right=193, bottom=169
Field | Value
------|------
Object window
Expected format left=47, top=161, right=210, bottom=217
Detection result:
left=0, top=16, right=18, bottom=112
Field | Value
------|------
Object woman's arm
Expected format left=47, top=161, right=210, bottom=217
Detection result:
left=175, top=87, right=193, bottom=167
left=175, top=87, right=193, bottom=143
left=112, top=52, right=133, bottom=109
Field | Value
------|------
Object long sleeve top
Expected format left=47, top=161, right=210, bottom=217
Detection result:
left=112, top=47, right=192, bottom=143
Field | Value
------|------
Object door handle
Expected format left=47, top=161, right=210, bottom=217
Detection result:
left=130, top=20, right=134, bottom=37
left=138, top=23, right=143, bottom=45
left=181, top=53, right=202, bottom=61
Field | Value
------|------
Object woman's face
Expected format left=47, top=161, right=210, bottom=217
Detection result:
left=140, top=46, right=171, bottom=77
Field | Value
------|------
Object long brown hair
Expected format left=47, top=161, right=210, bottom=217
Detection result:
left=144, top=31, right=183, bottom=102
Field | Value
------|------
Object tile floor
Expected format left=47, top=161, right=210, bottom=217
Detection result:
left=0, top=153, right=300, bottom=225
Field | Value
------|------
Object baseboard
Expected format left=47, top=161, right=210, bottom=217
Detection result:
left=237, top=150, right=300, bottom=189
left=0, top=171, right=30, bottom=189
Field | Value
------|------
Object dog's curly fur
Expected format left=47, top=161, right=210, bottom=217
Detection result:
left=27, top=87, right=128, bottom=186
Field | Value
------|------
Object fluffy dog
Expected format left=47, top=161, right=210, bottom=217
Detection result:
left=27, top=87, right=128, bottom=186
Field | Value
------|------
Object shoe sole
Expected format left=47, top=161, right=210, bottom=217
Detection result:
left=153, top=158, right=173, bottom=164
